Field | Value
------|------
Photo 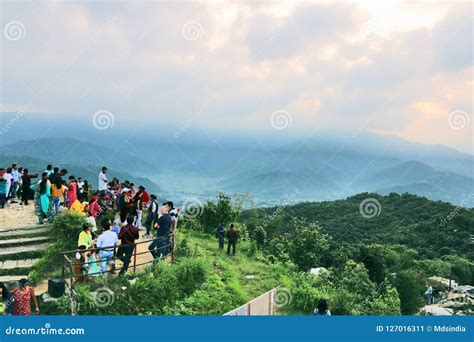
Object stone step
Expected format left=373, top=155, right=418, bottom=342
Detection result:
left=0, top=258, right=39, bottom=270
left=0, top=275, right=29, bottom=286
left=0, top=243, right=50, bottom=258
left=0, top=236, right=51, bottom=247
left=0, top=227, right=50, bottom=238
left=0, top=224, right=53, bottom=234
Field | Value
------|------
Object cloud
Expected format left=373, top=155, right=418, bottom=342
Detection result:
left=0, top=0, right=472, bottom=153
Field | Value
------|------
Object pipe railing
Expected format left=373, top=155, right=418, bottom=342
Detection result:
left=61, top=232, right=175, bottom=290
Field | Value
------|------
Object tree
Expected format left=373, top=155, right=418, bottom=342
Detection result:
left=285, top=218, right=330, bottom=271
left=396, top=269, right=425, bottom=315
left=198, top=192, right=238, bottom=233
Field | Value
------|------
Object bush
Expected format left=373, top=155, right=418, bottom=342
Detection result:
left=30, top=212, right=85, bottom=283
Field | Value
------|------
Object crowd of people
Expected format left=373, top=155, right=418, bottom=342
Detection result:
left=1, top=162, right=245, bottom=315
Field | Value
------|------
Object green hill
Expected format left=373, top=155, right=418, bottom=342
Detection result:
left=241, top=193, right=474, bottom=260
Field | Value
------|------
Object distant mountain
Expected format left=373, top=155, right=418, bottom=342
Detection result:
left=0, top=154, right=163, bottom=194
left=354, top=161, right=474, bottom=206
left=0, top=138, right=153, bottom=172
left=1, top=135, right=472, bottom=207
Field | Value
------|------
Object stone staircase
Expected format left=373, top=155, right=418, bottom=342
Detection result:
left=0, top=224, right=52, bottom=287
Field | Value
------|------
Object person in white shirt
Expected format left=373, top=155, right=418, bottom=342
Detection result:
left=98, top=167, right=108, bottom=194
left=3, top=168, right=13, bottom=200
left=96, top=219, right=118, bottom=274
left=10, top=164, right=20, bottom=201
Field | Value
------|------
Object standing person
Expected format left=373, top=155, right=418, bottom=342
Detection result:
left=3, top=168, right=13, bottom=201
left=226, top=224, right=239, bottom=256
left=20, top=169, right=38, bottom=205
left=98, top=167, right=108, bottom=195
left=119, top=188, right=132, bottom=223
left=97, top=220, right=118, bottom=275
left=45, top=164, right=53, bottom=176
left=60, top=180, right=68, bottom=207
left=78, top=222, right=93, bottom=249
left=144, top=194, right=158, bottom=238
left=215, top=223, right=225, bottom=250
left=50, top=177, right=63, bottom=215
left=67, top=176, right=78, bottom=209
left=80, top=180, right=89, bottom=201
left=133, top=186, right=146, bottom=229
left=148, top=205, right=172, bottom=260
left=10, top=164, right=20, bottom=202
left=117, top=216, right=139, bottom=276
left=168, top=201, right=180, bottom=231
left=11, top=279, right=39, bottom=315
left=314, top=299, right=331, bottom=316
left=32, top=173, right=53, bottom=224
left=0, top=176, right=7, bottom=209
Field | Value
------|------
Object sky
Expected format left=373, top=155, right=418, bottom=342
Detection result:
left=0, top=0, right=473, bottom=153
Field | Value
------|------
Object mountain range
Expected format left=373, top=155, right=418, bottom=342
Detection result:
left=0, top=135, right=472, bottom=207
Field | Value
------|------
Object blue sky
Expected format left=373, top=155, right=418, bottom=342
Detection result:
left=0, top=0, right=472, bottom=153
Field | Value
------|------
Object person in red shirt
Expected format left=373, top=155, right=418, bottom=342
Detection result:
left=88, top=196, right=102, bottom=218
left=117, top=216, right=139, bottom=276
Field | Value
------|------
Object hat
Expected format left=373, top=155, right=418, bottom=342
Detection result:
left=160, top=205, right=169, bottom=215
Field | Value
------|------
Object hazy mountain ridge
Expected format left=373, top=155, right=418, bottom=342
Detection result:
left=1, top=135, right=472, bottom=207
left=0, top=154, right=163, bottom=194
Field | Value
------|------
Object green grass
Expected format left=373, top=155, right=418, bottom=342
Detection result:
left=175, top=229, right=289, bottom=302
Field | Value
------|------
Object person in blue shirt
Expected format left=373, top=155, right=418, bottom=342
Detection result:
left=148, top=205, right=172, bottom=260
left=215, top=223, right=225, bottom=250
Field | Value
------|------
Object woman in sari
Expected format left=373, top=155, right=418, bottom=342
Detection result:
left=31, top=173, right=53, bottom=224
left=67, top=176, right=78, bottom=209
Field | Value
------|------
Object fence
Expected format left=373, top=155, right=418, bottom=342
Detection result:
left=61, top=232, right=174, bottom=290
left=223, top=287, right=278, bottom=316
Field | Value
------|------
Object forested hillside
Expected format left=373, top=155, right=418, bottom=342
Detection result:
left=240, top=193, right=474, bottom=260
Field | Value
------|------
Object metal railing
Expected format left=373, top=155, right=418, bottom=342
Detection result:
left=61, top=232, right=175, bottom=290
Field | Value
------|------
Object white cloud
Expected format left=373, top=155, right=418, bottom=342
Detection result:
left=0, top=0, right=471, bottom=152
